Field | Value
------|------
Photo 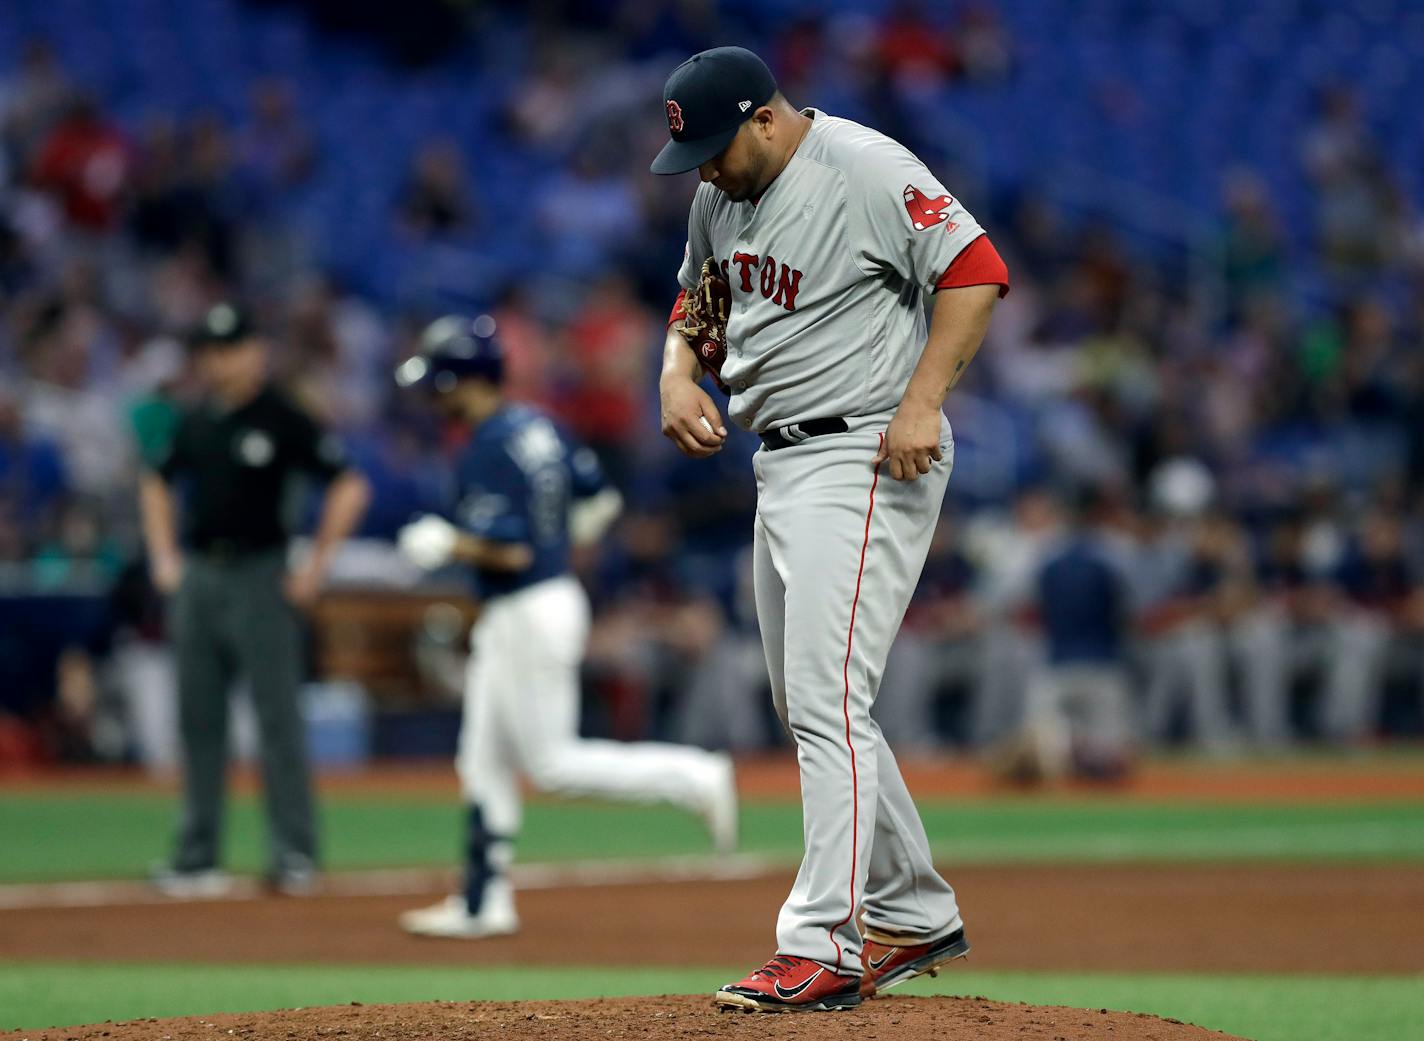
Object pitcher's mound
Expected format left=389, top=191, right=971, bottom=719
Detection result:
left=5, top=994, right=1250, bottom=1041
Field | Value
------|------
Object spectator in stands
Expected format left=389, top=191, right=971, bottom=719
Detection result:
left=128, top=117, right=188, bottom=255
left=186, top=113, right=244, bottom=277
left=875, top=0, right=961, bottom=83
left=239, top=78, right=317, bottom=206
left=536, top=150, right=642, bottom=277
left=611, top=0, right=722, bottom=62
left=128, top=113, right=239, bottom=278
left=16, top=298, right=135, bottom=504
left=1341, top=297, right=1410, bottom=424
left=0, top=208, right=39, bottom=294
left=30, top=93, right=133, bottom=233
left=1303, top=85, right=1406, bottom=281
left=488, top=285, right=554, bottom=407
left=398, top=139, right=475, bottom=238
left=551, top=273, right=652, bottom=485
left=0, top=39, right=71, bottom=170
left=506, top=45, right=581, bottom=153
left=956, top=4, right=1014, bottom=84
left=280, top=275, right=388, bottom=429
left=1218, top=169, right=1285, bottom=318
left=0, top=386, right=68, bottom=538
left=31, top=496, right=123, bottom=588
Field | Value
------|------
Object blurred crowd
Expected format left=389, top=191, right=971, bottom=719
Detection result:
left=2, top=1, right=1423, bottom=766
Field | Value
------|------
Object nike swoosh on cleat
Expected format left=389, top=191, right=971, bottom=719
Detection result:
left=773, top=968, right=824, bottom=999
left=867, top=949, right=897, bottom=971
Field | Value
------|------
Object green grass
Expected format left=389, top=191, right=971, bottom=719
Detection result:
left=916, top=801, right=1424, bottom=863
left=2, top=793, right=1424, bottom=883
left=2, top=962, right=1421, bottom=1041
left=905, top=969, right=1424, bottom=1041
left=0, top=796, right=717, bottom=881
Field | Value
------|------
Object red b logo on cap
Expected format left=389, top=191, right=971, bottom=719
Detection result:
left=666, top=100, right=684, bottom=134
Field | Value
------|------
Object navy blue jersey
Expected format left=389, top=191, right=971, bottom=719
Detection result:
left=1037, top=535, right=1130, bottom=665
left=452, top=405, right=604, bottom=599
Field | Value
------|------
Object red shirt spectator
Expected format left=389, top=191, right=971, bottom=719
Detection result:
left=31, top=96, right=132, bottom=231
left=554, top=276, right=651, bottom=451
left=877, top=2, right=960, bottom=79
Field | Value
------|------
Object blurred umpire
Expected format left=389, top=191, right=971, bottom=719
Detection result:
left=138, top=302, right=370, bottom=896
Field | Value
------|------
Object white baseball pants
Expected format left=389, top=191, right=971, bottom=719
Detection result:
left=458, top=576, right=725, bottom=841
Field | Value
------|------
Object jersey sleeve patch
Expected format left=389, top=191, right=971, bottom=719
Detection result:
left=903, top=184, right=958, bottom=232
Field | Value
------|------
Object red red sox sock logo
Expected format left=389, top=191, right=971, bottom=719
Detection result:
left=666, top=100, right=684, bottom=134
left=903, top=184, right=958, bottom=232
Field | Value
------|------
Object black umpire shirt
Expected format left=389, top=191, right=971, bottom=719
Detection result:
left=156, top=384, right=347, bottom=554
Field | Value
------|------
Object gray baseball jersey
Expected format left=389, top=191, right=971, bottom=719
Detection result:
left=677, top=109, right=991, bottom=974
left=678, top=108, right=987, bottom=433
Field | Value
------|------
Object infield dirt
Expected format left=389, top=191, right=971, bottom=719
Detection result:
left=5, top=862, right=1421, bottom=974
left=0, top=994, right=1250, bottom=1041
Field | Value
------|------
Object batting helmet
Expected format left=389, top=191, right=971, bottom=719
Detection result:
left=394, top=314, right=504, bottom=392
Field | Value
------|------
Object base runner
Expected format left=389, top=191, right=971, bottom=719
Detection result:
left=393, top=315, right=739, bottom=939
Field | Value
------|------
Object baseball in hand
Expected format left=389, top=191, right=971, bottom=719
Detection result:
left=699, top=416, right=713, bottom=433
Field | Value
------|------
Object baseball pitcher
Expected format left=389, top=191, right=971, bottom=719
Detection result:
left=652, top=47, right=1009, bottom=1011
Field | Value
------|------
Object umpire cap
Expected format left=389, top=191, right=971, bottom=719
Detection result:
left=188, top=302, right=255, bottom=350
left=395, top=314, right=504, bottom=392
left=650, top=47, right=778, bottom=175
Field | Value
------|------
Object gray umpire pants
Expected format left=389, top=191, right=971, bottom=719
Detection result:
left=171, top=548, right=315, bottom=872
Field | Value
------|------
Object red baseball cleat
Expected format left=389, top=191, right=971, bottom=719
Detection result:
left=715, top=955, right=863, bottom=1012
left=860, top=927, right=971, bottom=997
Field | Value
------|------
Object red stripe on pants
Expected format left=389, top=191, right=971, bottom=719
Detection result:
left=828, top=435, right=883, bottom=971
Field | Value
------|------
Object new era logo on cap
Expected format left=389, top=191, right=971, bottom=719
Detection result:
left=739, top=100, right=752, bottom=112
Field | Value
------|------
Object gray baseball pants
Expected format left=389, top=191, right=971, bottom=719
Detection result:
left=753, top=413, right=964, bottom=975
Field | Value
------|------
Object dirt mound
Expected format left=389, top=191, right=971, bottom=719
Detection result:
left=3, top=995, right=1248, bottom=1041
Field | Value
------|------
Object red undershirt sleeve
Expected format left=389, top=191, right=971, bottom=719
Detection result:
left=934, top=234, right=1010, bottom=297
left=667, top=288, right=688, bottom=329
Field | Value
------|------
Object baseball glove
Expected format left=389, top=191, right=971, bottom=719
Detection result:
left=676, top=258, right=732, bottom=393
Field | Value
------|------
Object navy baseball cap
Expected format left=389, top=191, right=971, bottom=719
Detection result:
left=650, top=46, right=778, bottom=175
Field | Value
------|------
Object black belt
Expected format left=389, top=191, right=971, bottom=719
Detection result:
left=759, top=417, right=849, bottom=451
left=192, top=540, right=283, bottom=563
